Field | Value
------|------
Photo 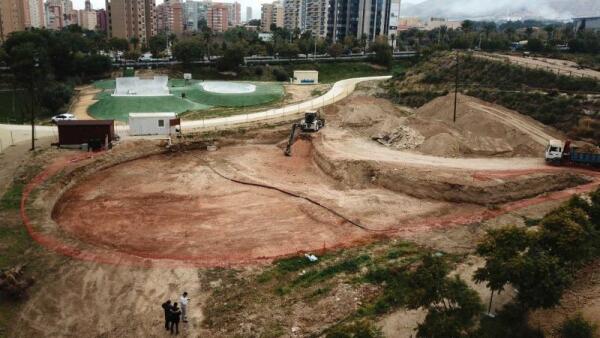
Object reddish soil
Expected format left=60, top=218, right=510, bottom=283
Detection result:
left=52, top=152, right=369, bottom=265
left=44, top=138, right=600, bottom=269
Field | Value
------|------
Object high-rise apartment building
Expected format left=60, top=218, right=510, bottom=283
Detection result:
left=28, top=0, right=45, bottom=28
left=97, top=9, right=108, bottom=31
left=45, top=0, right=63, bottom=30
left=261, top=0, right=283, bottom=32
left=78, top=9, right=97, bottom=29
left=245, top=6, right=252, bottom=22
left=301, top=0, right=328, bottom=37
left=224, top=2, right=240, bottom=27
left=156, top=0, right=184, bottom=35
left=106, top=0, right=156, bottom=44
left=207, top=3, right=228, bottom=32
left=0, top=0, right=30, bottom=41
left=284, top=0, right=302, bottom=31
left=183, top=0, right=209, bottom=32
left=327, top=0, right=394, bottom=42
left=75, top=0, right=96, bottom=30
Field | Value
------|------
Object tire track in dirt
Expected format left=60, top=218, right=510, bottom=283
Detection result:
left=467, top=101, right=555, bottom=145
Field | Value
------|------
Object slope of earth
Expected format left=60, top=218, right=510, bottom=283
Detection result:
left=320, top=91, right=593, bottom=204
left=405, top=93, right=561, bottom=157
left=327, top=92, right=560, bottom=157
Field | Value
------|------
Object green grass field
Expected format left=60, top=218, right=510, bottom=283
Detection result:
left=90, top=80, right=284, bottom=121
left=88, top=92, right=211, bottom=121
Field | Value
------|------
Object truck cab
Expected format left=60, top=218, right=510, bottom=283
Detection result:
left=545, top=139, right=564, bottom=163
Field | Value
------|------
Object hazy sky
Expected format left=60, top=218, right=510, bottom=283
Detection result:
left=74, top=0, right=426, bottom=20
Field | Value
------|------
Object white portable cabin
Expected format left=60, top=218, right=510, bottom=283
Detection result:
left=129, top=112, right=178, bottom=136
left=293, top=70, right=319, bottom=84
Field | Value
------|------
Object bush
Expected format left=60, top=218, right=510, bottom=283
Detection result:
left=40, top=82, right=73, bottom=114
left=272, top=68, right=289, bottom=82
left=558, top=314, right=597, bottom=338
left=326, top=320, right=382, bottom=338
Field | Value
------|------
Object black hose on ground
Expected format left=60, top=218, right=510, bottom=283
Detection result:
left=204, top=160, right=390, bottom=233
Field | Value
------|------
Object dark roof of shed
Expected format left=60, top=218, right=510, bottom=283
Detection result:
left=57, top=120, right=114, bottom=126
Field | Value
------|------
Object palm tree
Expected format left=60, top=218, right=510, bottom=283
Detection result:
left=130, top=36, right=140, bottom=51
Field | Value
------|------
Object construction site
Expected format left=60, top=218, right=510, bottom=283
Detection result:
left=2, top=61, right=600, bottom=337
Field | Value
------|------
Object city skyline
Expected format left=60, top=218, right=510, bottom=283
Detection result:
left=72, top=0, right=426, bottom=20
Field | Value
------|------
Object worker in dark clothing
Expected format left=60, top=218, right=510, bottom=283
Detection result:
left=170, top=302, right=182, bottom=335
left=161, top=300, right=172, bottom=331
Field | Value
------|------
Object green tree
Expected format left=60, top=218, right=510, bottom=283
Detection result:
left=559, top=313, right=597, bottom=338
left=4, top=39, right=50, bottom=150
left=328, top=42, right=344, bottom=58
left=370, top=36, right=393, bottom=69
left=217, top=44, right=245, bottom=71
left=76, top=54, right=112, bottom=79
left=148, top=34, right=168, bottom=57
left=129, top=36, right=140, bottom=51
left=527, top=38, right=544, bottom=52
left=0, top=47, right=8, bottom=63
left=408, top=255, right=484, bottom=338
left=537, top=205, right=597, bottom=265
left=474, top=226, right=532, bottom=313
left=109, top=37, right=129, bottom=53
left=513, top=248, right=572, bottom=309
left=589, top=188, right=600, bottom=226
left=461, top=20, right=475, bottom=33
left=172, top=38, right=204, bottom=66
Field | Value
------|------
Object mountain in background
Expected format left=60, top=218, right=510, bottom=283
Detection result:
left=402, top=0, right=600, bottom=20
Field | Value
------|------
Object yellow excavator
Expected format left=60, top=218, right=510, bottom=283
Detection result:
left=284, top=111, right=325, bottom=156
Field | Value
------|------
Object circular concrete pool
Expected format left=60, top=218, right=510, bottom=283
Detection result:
left=200, top=81, right=257, bottom=94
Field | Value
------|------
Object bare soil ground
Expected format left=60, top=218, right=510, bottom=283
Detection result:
left=51, top=140, right=456, bottom=266
left=53, top=151, right=367, bottom=264
left=7, top=89, right=600, bottom=337
left=69, top=85, right=100, bottom=120
left=283, top=84, right=331, bottom=104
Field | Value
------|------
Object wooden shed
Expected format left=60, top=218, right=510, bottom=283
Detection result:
left=57, top=120, right=115, bottom=149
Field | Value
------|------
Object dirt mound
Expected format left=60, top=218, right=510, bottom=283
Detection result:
left=405, top=93, right=558, bottom=157
left=335, top=95, right=404, bottom=127
left=419, top=133, right=461, bottom=157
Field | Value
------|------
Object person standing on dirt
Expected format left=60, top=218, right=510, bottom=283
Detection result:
left=161, top=300, right=173, bottom=331
left=170, top=302, right=182, bottom=335
left=179, top=292, right=189, bottom=323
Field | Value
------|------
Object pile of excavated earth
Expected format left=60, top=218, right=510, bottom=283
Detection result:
left=331, top=92, right=560, bottom=157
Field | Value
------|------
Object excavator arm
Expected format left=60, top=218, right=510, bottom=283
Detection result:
left=284, top=123, right=300, bottom=156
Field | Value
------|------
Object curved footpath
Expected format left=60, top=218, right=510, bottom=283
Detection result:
left=0, top=75, right=391, bottom=148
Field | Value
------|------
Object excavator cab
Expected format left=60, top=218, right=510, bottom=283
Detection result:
left=300, top=111, right=325, bottom=132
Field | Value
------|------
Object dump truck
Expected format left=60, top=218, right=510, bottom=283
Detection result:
left=545, top=139, right=600, bottom=167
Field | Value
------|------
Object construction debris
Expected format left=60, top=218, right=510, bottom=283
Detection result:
left=0, top=265, right=35, bottom=299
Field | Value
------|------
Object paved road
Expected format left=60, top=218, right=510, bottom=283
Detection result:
left=0, top=75, right=392, bottom=149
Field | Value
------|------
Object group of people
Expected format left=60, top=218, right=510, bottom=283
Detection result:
left=161, top=292, right=190, bottom=335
